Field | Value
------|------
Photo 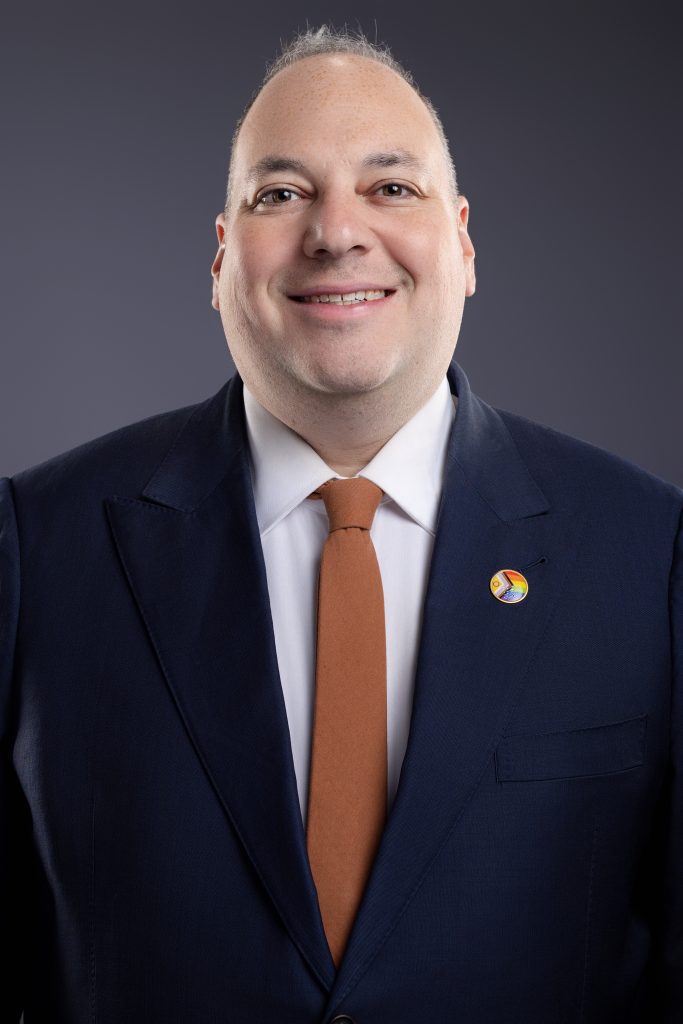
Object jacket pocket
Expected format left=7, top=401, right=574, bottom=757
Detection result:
left=495, top=714, right=647, bottom=782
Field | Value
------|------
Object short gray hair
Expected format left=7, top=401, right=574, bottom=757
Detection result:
left=224, top=24, right=458, bottom=210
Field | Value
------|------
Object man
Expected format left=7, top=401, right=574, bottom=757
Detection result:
left=1, top=25, right=681, bottom=1023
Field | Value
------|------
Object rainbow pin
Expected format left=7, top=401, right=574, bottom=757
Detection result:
left=490, top=569, right=529, bottom=604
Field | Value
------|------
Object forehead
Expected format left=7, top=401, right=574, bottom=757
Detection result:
left=233, top=54, right=444, bottom=178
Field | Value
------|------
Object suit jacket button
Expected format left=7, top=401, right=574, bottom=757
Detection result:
left=330, top=1017, right=356, bottom=1023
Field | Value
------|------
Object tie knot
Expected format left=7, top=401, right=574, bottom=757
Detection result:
left=310, top=477, right=384, bottom=532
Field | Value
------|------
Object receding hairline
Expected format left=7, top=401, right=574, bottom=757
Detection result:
left=234, top=55, right=448, bottom=190
left=223, top=28, right=459, bottom=211
left=246, top=48, right=421, bottom=102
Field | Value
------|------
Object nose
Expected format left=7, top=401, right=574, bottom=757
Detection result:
left=302, top=192, right=374, bottom=260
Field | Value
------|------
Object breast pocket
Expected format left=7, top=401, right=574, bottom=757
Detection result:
left=495, top=715, right=647, bottom=782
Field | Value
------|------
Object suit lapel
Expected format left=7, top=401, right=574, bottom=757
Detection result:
left=105, top=374, right=336, bottom=990
left=324, top=362, right=585, bottom=1010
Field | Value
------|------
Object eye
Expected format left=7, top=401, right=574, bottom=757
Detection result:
left=255, top=188, right=301, bottom=207
left=375, top=182, right=417, bottom=198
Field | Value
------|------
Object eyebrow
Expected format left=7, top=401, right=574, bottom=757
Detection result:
left=245, top=149, right=427, bottom=184
left=361, top=149, right=426, bottom=172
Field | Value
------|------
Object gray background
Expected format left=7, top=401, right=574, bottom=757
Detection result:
left=2, top=0, right=681, bottom=486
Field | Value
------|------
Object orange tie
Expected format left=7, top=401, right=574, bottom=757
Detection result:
left=306, top=477, right=387, bottom=967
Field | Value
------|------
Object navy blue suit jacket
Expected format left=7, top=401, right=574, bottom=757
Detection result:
left=1, top=360, right=682, bottom=1022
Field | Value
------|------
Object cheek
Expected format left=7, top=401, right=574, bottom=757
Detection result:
left=225, top=226, right=293, bottom=308
left=226, top=257, right=253, bottom=305
left=220, top=238, right=292, bottom=342
left=391, top=218, right=461, bottom=294
left=221, top=250, right=264, bottom=321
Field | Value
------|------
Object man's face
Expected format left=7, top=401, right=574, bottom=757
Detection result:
left=211, top=54, right=475, bottom=412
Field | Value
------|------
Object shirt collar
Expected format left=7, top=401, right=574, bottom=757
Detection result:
left=243, top=377, right=456, bottom=537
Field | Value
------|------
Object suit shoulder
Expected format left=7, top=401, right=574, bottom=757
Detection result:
left=9, top=385, right=229, bottom=510
left=496, top=405, right=683, bottom=522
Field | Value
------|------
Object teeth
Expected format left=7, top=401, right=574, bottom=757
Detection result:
left=300, top=289, right=387, bottom=304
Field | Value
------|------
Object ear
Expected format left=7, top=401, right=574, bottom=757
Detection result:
left=211, top=213, right=227, bottom=311
left=456, top=196, right=476, bottom=297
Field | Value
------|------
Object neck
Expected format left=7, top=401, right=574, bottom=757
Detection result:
left=247, top=375, right=442, bottom=477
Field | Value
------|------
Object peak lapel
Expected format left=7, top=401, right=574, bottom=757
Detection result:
left=105, top=374, right=335, bottom=989
left=325, top=361, right=585, bottom=1010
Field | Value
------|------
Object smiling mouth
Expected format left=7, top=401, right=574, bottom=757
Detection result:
left=289, top=289, right=395, bottom=305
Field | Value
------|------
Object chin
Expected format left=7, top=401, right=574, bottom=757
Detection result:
left=304, top=361, right=394, bottom=397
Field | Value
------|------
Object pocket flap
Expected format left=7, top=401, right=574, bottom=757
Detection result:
left=495, top=715, right=647, bottom=782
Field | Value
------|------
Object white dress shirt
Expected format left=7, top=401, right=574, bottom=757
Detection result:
left=242, top=378, right=457, bottom=828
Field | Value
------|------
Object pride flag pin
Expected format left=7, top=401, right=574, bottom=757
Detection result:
left=490, top=569, right=529, bottom=604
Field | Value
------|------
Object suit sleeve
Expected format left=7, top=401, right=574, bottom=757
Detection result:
left=0, top=477, right=25, bottom=1021
left=655, top=502, right=683, bottom=1018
